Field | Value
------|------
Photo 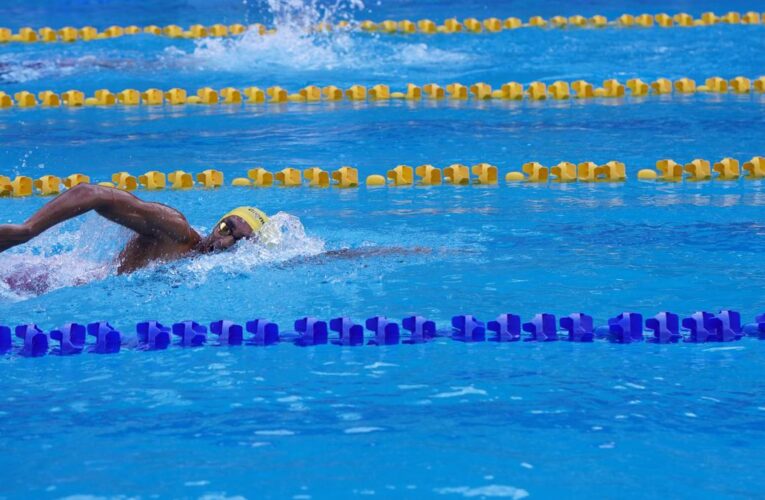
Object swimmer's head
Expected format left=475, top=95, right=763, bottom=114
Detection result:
left=200, top=206, right=269, bottom=252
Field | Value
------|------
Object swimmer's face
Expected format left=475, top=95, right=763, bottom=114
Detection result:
left=206, top=215, right=254, bottom=252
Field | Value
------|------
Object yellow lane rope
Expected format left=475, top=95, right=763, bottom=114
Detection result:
left=1, top=76, right=764, bottom=109
left=2, top=156, right=764, bottom=198
left=0, top=11, right=763, bottom=44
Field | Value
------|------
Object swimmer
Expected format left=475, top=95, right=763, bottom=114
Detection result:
left=0, top=184, right=270, bottom=274
left=0, top=184, right=429, bottom=277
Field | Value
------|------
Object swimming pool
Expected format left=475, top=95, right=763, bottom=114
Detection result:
left=2, top=0, right=765, bottom=497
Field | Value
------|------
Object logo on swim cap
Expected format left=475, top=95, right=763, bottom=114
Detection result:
left=219, top=207, right=269, bottom=233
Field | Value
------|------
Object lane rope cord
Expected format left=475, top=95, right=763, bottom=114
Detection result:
left=1, top=11, right=764, bottom=44
left=2, top=156, right=764, bottom=197
left=2, top=310, right=761, bottom=357
left=1, top=76, right=764, bottom=109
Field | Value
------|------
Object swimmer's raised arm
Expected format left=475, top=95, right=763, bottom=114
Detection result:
left=0, top=184, right=198, bottom=253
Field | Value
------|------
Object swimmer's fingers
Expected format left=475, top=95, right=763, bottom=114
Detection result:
left=0, top=224, right=31, bottom=253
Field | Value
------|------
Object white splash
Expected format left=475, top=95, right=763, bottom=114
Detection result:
left=254, top=429, right=296, bottom=436
left=432, top=386, right=488, bottom=399
left=0, top=214, right=123, bottom=301
left=169, top=0, right=468, bottom=73
left=344, top=426, right=383, bottom=434
left=2, top=0, right=469, bottom=85
left=182, top=32, right=468, bottom=74
left=265, top=0, right=365, bottom=30
left=182, top=212, right=325, bottom=279
left=0, top=211, right=323, bottom=301
left=435, top=485, right=529, bottom=499
left=702, top=346, right=745, bottom=352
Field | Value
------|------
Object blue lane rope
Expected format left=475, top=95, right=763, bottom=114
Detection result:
left=2, top=311, right=763, bottom=357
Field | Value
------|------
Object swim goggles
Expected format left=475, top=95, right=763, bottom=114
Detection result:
left=218, top=219, right=234, bottom=237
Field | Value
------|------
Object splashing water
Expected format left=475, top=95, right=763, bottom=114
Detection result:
left=175, top=0, right=469, bottom=73
left=0, top=212, right=324, bottom=301
left=179, top=212, right=325, bottom=281
left=264, top=0, right=365, bottom=31
left=0, top=0, right=469, bottom=85
left=0, top=214, right=124, bottom=301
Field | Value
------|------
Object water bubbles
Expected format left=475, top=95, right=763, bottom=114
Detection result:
left=178, top=0, right=467, bottom=75
left=265, top=0, right=364, bottom=30
left=182, top=211, right=325, bottom=279
left=0, top=214, right=124, bottom=301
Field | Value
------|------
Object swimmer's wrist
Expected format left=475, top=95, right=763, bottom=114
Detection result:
left=19, top=223, right=35, bottom=241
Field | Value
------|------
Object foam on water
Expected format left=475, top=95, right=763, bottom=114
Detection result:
left=0, top=212, right=323, bottom=301
left=179, top=212, right=325, bottom=280
left=0, top=0, right=470, bottom=86
left=0, top=214, right=122, bottom=301
left=263, top=0, right=365, bottom=29
left=174, top=0, right=468, bottom=73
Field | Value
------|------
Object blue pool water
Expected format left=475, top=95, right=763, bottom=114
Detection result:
left=2, top=0, right=765, bottom=497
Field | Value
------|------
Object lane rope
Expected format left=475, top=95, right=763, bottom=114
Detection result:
left=2, top=156, right=764, bottom=198
left=2, top=310, right=762, bottom=357
left=0, top=11, right=764, bottom=44
left=1, top=76, right=764, bottom=110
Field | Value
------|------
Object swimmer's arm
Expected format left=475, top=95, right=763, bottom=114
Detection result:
left=90, top=185, right=197, bottom=243
left=0, top=184, right=196, bottom=252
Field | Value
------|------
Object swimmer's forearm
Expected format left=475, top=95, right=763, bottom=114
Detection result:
left=0, top=224, right=32, bottom=252
left=23, top=184, right=114, bottom=238
left=0, top=184, right=112, bottom=252
left=2, top=184, right=195, bottom=252
left=23, top=183, right=195, bottom=243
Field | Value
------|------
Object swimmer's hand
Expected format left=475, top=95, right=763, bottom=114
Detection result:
left=0, top=224, right=32, bottom=253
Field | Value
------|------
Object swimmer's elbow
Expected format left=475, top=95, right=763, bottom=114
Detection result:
left=68, top=182, right=97, bottom=198
left=68, top=183, right=113, bottom=209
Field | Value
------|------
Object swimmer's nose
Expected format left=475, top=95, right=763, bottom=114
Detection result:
left=211, top=237, right=233, bottom=252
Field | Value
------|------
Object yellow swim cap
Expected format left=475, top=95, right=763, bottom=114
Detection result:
left=218, top=206, right=269, bottom=234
